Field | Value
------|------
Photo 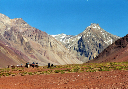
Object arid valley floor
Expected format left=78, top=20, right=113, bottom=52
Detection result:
left=0, top=63, right=128, bottom=89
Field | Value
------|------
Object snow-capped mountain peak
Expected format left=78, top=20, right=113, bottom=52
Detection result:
left=51, top=33, right=74, bottom=44
left=51, top=23, right=120, bottom=62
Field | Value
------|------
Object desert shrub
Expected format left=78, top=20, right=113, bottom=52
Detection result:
left=61, top=71, right=65, bottom=74
left=40, top=71, right=44, bottom=74
left=56, top=66, right=61, bottom=68
left=0, top=73, right=2, bottom=76
left=102, top=68, right=109, bottom=71
left=65, top=65, right=70, bottom=68
left=64, top=69, right=71, bottom=72
left=6, top=73, right=11, bottom=76
left=11, top=73, right=16, bottom=76
left=4, top=68, right=10, bottom=72
left=80, top=68, right=84, bottom=72
left=23, top=72, right=27, bottom=74
left=0, top=72, right=11, bottom=76
left=1, top=73, right=6, bottom=76
left=115, top=66, right=123, bottom=70
left=34, top=72, right=37, bottom=74
left=109, top=62, right=118, bottom=66
left=97, top=67, right=110, bottom=71
left=36, top=72, right=41, bottom=75
left=86, top=69, right=96, bottom=72
left=54, top=70, right=60, bottom=73
left=54, top=69, right=66, bottom=73
left=71, top=66, right=80, bottom=72
left=48, top=70, right=52, bottom=73
left=1, top=69, right=5, bottom=72
left=28, top=72, right=33, bottom=75
left=18, top=68, right=23, bottom=71
left=43, top=71, right=47, bottom=74
left=21, top=74, right=25, bottom=76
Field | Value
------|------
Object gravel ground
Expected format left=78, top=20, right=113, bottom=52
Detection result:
left=0, top=70, right=128, bottom=89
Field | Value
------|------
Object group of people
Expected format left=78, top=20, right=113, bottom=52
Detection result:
left=25, top=62, right=38, bottom=68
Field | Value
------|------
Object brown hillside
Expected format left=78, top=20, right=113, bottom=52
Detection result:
left=0, top=41, right=27, bottom=68
left=88, top=34, right=128, bottom=63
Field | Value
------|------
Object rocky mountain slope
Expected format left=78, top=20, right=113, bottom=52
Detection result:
left=52, top=23, right=120, bottom=62
left=0, top=13, right=82, bottom=68
left=0, top=41, right=27, bottom=68
left=88, top=34, right=128, bottom=63
left=52, top=33, right=74, bottom=45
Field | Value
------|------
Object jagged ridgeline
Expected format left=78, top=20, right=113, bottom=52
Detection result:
left=0, top=13, right=83, bottom=68
left=52, top=23, right=120, bottom=62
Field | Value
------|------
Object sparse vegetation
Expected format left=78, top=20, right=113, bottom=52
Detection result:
left=0, top=62, right=128, bottom=77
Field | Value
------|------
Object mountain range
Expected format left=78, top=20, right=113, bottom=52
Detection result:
left=0, top=13, right=126, bottom=68
left=52, top=23, right=120, bottom=62
left=0, top=13, right=82, bottom=68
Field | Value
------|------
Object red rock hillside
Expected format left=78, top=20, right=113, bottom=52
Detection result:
left=88, top=34, right=128, bottom=63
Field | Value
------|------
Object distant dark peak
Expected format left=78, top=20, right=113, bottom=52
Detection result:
left=115, top=34, right=128, bottom=47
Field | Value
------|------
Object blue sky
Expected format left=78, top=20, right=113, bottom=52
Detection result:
left=0, top=0, right=128, bottom=37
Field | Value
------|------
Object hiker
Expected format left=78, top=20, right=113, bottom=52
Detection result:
left=51, top=64, right=53, bottom=67
left=35, top=63, right=38, bottom=68
left=32, top=62, right=35, bottom=68
left=25, top=62, right=29, bottom=68
left=21, top=64, right=23, bottom=67
left=48, top=63, right=50, bottom=68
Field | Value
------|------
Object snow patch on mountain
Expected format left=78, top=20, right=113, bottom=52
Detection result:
left=51, top=33, right=75, bottom=44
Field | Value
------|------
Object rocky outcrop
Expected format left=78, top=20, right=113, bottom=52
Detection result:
left=0, top=13, right=83, bottom=68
